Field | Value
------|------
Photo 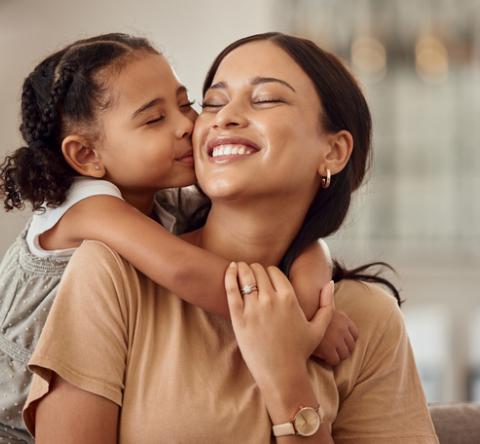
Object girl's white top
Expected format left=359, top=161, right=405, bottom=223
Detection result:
left=26, top=177, right=123, bottom=258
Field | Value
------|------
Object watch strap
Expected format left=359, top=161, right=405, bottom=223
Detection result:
left=272, top=405, right=324, bottom=437
left=272, top=421, right=295, bottom=437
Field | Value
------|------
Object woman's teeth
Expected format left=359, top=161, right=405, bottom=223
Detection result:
left=211, top=144, right=256, bottom=158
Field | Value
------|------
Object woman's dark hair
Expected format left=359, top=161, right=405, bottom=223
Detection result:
left=0, top=33, right=158, bottom=212
left=203, top=32, right=401, bottom=305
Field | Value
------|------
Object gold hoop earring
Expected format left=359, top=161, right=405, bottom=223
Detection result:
left=321, top=168, right=331, bottom=189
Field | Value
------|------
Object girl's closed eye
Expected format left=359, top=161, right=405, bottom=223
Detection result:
left=180, top=100, right=196, bottom=111
left=145, top=114, right=165, bottom=125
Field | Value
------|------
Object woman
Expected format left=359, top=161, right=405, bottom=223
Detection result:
left=24, top=33, right=438, bottom=443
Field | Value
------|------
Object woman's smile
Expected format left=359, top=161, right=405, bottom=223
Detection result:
left=207, top=136, right=260, bottom=164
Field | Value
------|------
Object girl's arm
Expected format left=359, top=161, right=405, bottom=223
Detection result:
left=224, top=262, right=335, bottom=443
left=43, top=195, right=334, bottom=320
left=35, top=375, right=118, bottom=444
left=42, top=194, right=230, bottom=316
left=289, top=240, right=358, bottom=365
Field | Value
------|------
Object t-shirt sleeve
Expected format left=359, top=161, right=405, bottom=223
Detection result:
left=333, top=285, right=439, bottom=444
left=23, top=240, right=132, bottom=435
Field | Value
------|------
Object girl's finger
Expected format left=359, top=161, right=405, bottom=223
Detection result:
left=348, top=322, right=359, bottom=340
left=344, top=331, right=356, bottom=353
left=237, top=262, right=259, bottom=302
left=225, top=262, right=244, bottom=317
left=265, top=266, right=294, bottom=295
left=336, top=341, right=350, bottom=361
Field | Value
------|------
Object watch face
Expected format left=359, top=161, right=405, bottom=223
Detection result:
left=294, top=407, right=320, bottom=437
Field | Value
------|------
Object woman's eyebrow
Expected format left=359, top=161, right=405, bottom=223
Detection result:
left=251, top=76, right=296, bottom=92
left=209, top=77, right=296, bottom=93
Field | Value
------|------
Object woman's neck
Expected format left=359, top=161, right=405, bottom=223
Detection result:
left=194, top=195, right=311, bottom=266
left=121, top=189, right=156, bottom=216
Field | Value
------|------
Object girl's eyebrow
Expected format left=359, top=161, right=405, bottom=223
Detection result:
left=131, top=86, right=189, bottom=119
left=209, top=77, right=296, bottom=93
left=132, top=98, right=164, bottom=119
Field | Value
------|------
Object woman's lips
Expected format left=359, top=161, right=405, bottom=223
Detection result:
left=206, top=136, right=260, bottom=163
left=207, top=136, right=260, bottom=155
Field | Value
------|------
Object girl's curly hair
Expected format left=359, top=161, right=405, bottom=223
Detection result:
left=0, top=33, right=158, bottom=212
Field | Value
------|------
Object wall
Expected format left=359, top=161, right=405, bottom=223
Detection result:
left=0, top=0, right=277, bottom=252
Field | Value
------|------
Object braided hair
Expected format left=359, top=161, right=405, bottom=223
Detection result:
left=0, top=33, right=158, bottom=212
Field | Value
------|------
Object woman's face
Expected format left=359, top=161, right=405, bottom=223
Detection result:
left=193, top=40, right=330, bottom=202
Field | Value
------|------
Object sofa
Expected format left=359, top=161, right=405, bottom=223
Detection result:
left=429, top=403, right=480, bottom=444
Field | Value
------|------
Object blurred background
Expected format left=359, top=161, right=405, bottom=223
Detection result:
left=1, top=0, right=479, bottom=402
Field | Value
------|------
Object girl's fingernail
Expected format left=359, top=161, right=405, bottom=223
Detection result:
left=229, top=262, right=236, bottom=268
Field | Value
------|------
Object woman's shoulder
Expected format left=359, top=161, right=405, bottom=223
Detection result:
left=65, top=240, right=138, bottom=281
left=334, top=279, right=404, bottom=339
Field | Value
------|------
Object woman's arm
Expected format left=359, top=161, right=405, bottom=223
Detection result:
left=224, top=262, right=335, bottom=443
left=35, top=375, right=119, bottom=444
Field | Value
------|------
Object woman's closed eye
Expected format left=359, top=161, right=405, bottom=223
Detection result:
left=201, top=98, right=285, bottom=111
left=201, top=101, right=224, bottom=110
left=252, top=97, right=286, bottom=106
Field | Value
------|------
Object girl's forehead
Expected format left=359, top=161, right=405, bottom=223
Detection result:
left=109, top=53, right=182, bottom=107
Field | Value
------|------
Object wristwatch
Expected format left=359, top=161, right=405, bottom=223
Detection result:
left=272, top=405, right=324, bottom=437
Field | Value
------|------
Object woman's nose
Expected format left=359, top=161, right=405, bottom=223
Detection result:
left=212, top=102, right=248, bottom=130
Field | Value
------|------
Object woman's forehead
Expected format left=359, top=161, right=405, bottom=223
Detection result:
left=212, top=41, right=316, bottom=96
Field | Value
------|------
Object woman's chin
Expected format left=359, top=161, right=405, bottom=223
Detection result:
left=200, top=179, right=251, bottom=202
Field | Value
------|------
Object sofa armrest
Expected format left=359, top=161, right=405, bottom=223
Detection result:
left=429, top=403, right=480, bottom=444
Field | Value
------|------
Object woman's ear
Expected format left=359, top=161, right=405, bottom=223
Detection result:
left=61, top=135, right=105, bottom=178
left=319, top=130, right=353, bottom=177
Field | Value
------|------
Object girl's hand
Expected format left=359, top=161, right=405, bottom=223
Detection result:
left=313, top=310, right=359, bottom=366
left=225, top=262, right=335, bottom=388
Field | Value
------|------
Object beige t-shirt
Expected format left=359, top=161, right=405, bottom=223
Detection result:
left=23, top=241, right=438, bottom=443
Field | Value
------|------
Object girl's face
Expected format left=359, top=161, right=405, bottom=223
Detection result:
left=96, top=53, right=197, bottom=193
left=193, top=41, right=331, bottom=202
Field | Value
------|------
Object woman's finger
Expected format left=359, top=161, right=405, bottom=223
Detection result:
left=225, top=262, right=244, bottom=317
left=310, top=281, right=335, bottom=342
left=237, top=262, right=259, bottom=302
left=265, top=266, right=294, bottom=295
left=320, top=280, right=335, bottom=308
left=250, top=263, right=275, bottom=296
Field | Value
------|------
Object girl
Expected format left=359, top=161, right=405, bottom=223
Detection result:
left=0, top=33, right=356, bottom=442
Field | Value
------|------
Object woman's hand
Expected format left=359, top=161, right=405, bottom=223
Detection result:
left=225, top=262, right=335, bottom=388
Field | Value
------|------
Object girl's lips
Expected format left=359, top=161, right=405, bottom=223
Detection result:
left=176, top=152, right=195, bottom=166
